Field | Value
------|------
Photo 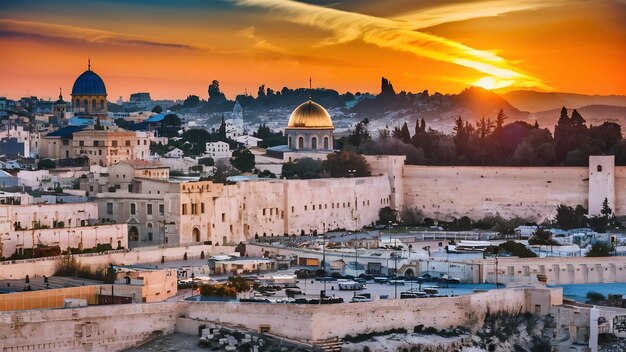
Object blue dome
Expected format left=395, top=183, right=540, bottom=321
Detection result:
left=71, top=70, right=107, bottom=96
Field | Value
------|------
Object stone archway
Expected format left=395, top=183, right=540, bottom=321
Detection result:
left=192, top=227, right=201, bottom=242
left=128, top=226, right=139, bottom=242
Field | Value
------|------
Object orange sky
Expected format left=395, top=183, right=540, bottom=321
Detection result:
left=0, top=0, right=625, bottom=101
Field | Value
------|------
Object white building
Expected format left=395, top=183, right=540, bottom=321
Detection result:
left=164, top=148, right=184, bottom=158
left=205, top=141, right=231, bottom=159
left=225, top=100, right=245, bottom=139
left=232, top=135, right=262, bottom=148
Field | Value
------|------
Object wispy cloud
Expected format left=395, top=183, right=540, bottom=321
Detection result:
left=393, top=0, right=563, bottom=29
left=0, top=19, right=195, bottom=49
left=233, top=0, right=551, bottom=90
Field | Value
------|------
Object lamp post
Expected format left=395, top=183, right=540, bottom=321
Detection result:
left=354, top=231, right=361, bottom=297
left=321, top=233, right=326, bottom=304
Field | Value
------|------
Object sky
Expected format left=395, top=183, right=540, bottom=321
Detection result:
left=0, top=0, right=625, bottom=101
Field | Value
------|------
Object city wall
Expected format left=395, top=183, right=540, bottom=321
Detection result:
left=0, top=287, right=558, bottom=351
left=0, top=302, right=180, bottom=352
left=178, top=175, right=392, bottom=244
left=475, top=256, right=626, bottom=285
left=402, top=164, right=626, bottom=221
left=0, top=243, right=235, bottom=280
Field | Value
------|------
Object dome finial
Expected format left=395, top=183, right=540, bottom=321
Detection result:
left=59, top=87, right=63, bottom=100
left=308, top=77, right=312, bottom=99
left=88, top=58, right=91, bottom=71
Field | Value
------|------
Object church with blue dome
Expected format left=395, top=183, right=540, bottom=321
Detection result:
left=71, top=59, right=108, bottom=116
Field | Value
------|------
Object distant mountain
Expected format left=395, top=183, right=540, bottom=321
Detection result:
left=452, top=86, right=526, bottom=120
left=501, top=90, right=626, bottom=112
left=532, top=105, right=626, bottom=129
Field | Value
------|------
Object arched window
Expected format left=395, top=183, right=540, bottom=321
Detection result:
left=298, top=136, right=304, bottom=149
left=75, top=99, right=80, bottom=108
left=597, top=165, right=603, bottom=172
left=288, top=136, right=292, bottom=148
left=83, top=99, right=88, bottom=110
left=92, top=99, right=97, bottom=110
left=100, top=99, right=105, bottom=110
left=323, top=137, right=329, bottom=149
left=311, top=137, right=317, bottom=150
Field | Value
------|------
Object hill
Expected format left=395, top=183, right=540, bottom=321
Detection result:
left=501, top=90, right=626, bottom=112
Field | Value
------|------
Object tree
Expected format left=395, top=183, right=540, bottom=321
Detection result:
left=198, top=157, right=214, bottom=166
left=528, top=229, right=558, bottom=245
left=323, top=151, right=371, bottom=177
left=37, top=159, right=56, bottom=169
left=554, top=204, right=587, bottom=230
left=230, top=149, right=255, bottom=173
left=281, top=158, right=323, bottom=179
left=378, top=206, right=397, bottom=224
left=217, top=115, right=227, bottom=141
left=347, top=119, right=371, bottom=147
left=497, top=241, right=537, bottom=258
left=495, top=109, right=507, bottom=130
left=151, top=105, right=163, bottom=114
left=209, top=159, right=240, bottom=183
left=586, top=242, right=611, bottom=257
left=392, top=122, right=411, bottom=143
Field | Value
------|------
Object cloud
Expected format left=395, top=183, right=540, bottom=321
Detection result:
left=233, top=0, right=551, bottom=90
left=237, top=26, right=257, bottom=39
left=393, top=0, right=564, bottom=29
left=0, top=19, right=195, bottom=49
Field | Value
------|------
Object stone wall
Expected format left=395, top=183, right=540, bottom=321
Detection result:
left=403, top=165, right=590, bottom=221
left=0, top=243, right=235, bottom=280
left=0, top=302, right=180, bottom=352
left=184, top=287, right=553, bottom=342
left=475, top=256, right=626, bottom=285
left=0, top=287, right=558, bottom=351
left=178, top=175, right=392, bottom=244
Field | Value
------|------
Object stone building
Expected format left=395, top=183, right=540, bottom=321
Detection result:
left=40, top=126, right=151, bottom=166
left=71, top=60, right=108, bottom=116
left=284, top=99, right=334, bottom=151
left=0, top=201, right=128, bottom=258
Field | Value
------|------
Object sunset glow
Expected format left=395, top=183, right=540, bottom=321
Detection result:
left=1, top=0, right=624, bottom=100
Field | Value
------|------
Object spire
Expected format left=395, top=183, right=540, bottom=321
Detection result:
left=88, top=58, right=91, bottom=71
left=308, top=77, right=312, bottom=100
left=59, top=87, right=63, bottom=100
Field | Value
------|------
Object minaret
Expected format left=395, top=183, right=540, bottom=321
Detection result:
left=53, top=87, right=67, bottom=123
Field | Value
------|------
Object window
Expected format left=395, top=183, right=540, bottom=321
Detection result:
left=311, top=137, right=317, bottom=150
left=298, top=136, right=304, bottom=149
left=323, top=137, right=329, bottom=149
left=125, top=140, right=131, bottom=146
left=130, top=203, right=136, bottom=215
left=222, top=213, right=226, bottom=222
left=100, top=100, right=105, bottom=109
left=148, top=233, right=153, bottom=241
left=79, top=141, right=84, bottom=147
left=159, top=204, right=164, bottom=215
left=147, top=204, right=152, bottom=215
left=107, top=202, right=113, bottom=215
left=93, top=141, right=99, bottom=147
left=201, top=203, right=205, bottom=213
left=191, top=203, right=197, bottom=214
left=182, top=204, right=187, bottom=215
left=597, top=165, right=602, bottom=172
left=112, top=141, right=118, bottom=147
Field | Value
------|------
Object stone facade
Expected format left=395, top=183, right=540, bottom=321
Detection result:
left=0, top=202, right=128, bottom=258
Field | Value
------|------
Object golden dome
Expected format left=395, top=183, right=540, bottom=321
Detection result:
left=287, top=100, right=334, bottom=129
